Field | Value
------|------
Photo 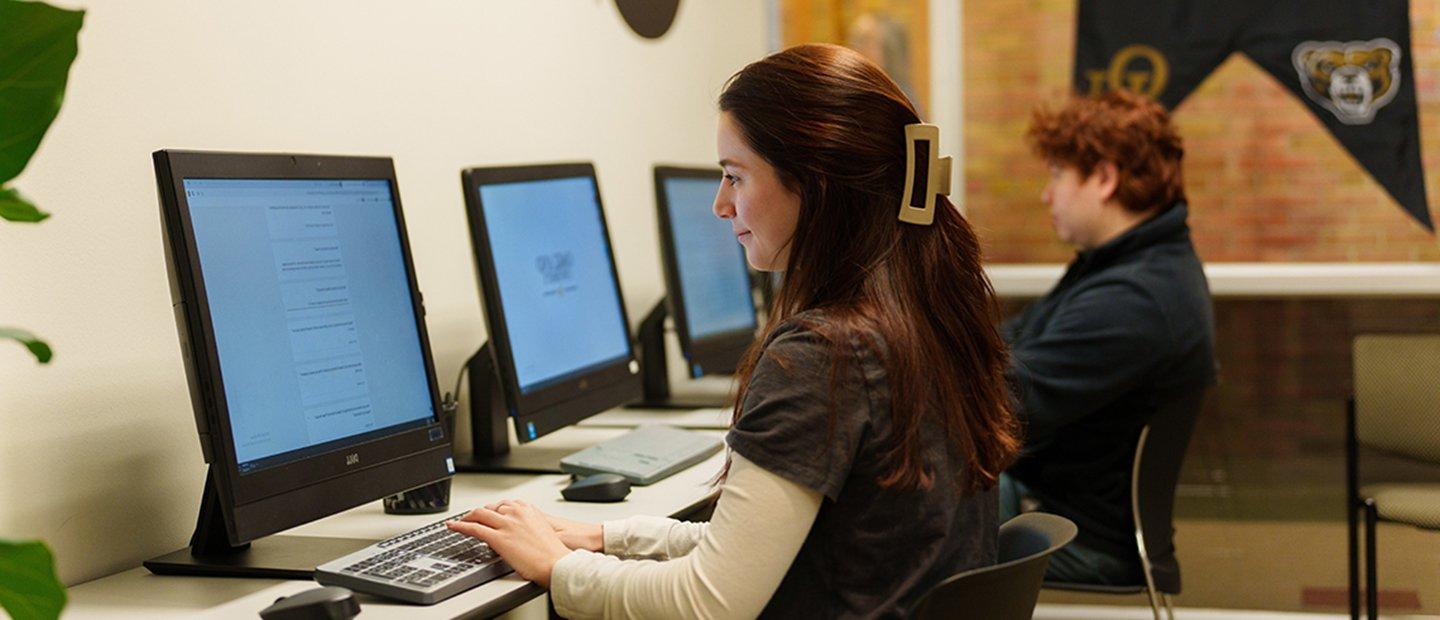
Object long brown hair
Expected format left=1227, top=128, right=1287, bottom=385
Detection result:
left=720, top=43, right=1019, bottom=494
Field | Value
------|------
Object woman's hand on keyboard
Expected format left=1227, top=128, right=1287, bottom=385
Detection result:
left=543, top=512, right=604, bottom=553
left=480, top=500, right=601, bottom=552
left=475, top=500, right=599, bottom=552
left=447, top=500, right=571, bottom=587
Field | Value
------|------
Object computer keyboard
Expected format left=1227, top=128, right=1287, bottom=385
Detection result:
left=314, top=512, right=510, bottom=605
left=560, top=425, right=724, bottom=485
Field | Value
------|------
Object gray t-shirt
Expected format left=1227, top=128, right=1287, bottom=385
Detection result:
left=726, top=312, right=999, bottom=619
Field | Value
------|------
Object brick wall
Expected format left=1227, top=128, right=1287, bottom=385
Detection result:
left=965, top=0, right=1440, bottom=262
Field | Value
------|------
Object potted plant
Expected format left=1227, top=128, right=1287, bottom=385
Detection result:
left=0, top=1, right=83, bottom=618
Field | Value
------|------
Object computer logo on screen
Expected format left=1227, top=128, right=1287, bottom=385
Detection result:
left=536, top=251, right=580, bottom=298
left=536, top=251, right=574, bottom=284
left=615, top=0, right=679, bottom=39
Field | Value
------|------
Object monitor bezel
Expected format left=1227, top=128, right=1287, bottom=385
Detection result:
left=154, top=150, right=451, bottom=544
left=654, top=166, right=758, bottom=376
left=460, top=163, right=641, bottom=439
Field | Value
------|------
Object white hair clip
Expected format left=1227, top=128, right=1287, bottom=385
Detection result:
left=898, top=123, right=952, bottom=226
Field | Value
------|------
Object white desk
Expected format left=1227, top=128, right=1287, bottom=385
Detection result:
left=65, top=426, right=725, bottom=619
left=580, top=407, right=731, bottom=430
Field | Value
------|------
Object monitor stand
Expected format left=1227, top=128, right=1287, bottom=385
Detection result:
left=450, top=447, right=572, bottom=475
left=451, top=343, right=567, bottom=474
left=627, top=303, right=730, bottom=410
left=143, top=469, right=375, bottom=579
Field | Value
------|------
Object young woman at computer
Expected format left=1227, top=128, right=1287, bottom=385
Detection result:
left=447, top=43, right=1020, bottom=618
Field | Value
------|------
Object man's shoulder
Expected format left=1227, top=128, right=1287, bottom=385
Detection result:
left=1070, top=242, right=1214, bottom=349
left=1087, top=239, right=1209, bottom=303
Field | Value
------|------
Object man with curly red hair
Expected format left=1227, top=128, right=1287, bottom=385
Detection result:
left=1001, top=90, right=1217, bottom=585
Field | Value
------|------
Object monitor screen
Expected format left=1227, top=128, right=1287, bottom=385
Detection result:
left=662, top=175, right=756, bottom=339
left=184, top=178, right=435, bottom=474
left=477, top=176, right=632, bottom=394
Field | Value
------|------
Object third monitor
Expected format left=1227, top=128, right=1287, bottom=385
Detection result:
left=635, top=166, right=760, bottom=409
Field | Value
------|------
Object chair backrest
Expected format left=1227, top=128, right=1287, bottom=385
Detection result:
left=911, top=513, right=1078, bottom=620
left=1132, top=386, right=1207, bottom=595
left=1353, top=335, right=1440, bottom=465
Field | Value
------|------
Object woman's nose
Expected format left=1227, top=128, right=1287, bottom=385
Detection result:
left=713, top=186, right=735, bottom=219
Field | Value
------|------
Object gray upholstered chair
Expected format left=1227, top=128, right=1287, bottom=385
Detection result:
left=911, top=512, right=1077, bottom=620
left=1043, top=386, right=1207, bottom=620
left=1348, top=335, right=1440, bottom=620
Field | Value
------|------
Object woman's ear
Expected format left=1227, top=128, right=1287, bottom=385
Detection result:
left=1094, top=161, right=1121, bottom=203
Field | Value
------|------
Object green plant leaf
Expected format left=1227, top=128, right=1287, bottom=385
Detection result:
left=0, top=540, right=66, bottom=620
left=0, top=186, right=48, bottom=222
left=0, top=327, right=52, bottom=363
left=0, top=0, right=84, bottom=185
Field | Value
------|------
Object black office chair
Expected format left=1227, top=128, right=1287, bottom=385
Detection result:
left=1348, top=335, right=1440, bottom=620
left=911, top=513, right=1077, bottom=620
left=1044, top=387, right=1207, bottom=620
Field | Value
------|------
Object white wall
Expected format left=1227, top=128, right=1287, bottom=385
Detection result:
left=0, top=0, right=767, bottom=585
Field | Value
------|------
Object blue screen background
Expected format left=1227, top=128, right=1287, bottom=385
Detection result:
left=185, top=178, right=435, bottom=472
left=664, top=176, right=756, bottom=339
left=478, top=177, right=632, bottom=393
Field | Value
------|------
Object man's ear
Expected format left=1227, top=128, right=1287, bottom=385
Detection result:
left=1092, top=161, right=1121, bottom=203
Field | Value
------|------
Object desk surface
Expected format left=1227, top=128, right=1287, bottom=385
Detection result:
left=580, top=407, right=731, bottom=430
left=66, top=425, right=725, bottom=619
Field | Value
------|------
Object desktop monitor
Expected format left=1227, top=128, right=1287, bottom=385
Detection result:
left=654, top=166, right=758, bottom=377
left=456, top=163, right=642, bottom=472
left=630, top=167, right=759, bottom=409
left=145, top=150, right=453, bottom=578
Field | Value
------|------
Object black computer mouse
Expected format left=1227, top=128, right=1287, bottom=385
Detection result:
left=260, top=586, right=359, bottom=619
left=561, top=473, right=632, bottom=502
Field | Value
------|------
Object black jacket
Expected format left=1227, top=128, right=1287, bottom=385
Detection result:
left=1003, top=203, right=1216, bottom=561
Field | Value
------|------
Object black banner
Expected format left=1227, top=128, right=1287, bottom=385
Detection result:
left=1075, top=0, right=1432, bottom=232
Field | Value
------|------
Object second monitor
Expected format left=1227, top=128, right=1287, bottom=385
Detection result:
left=455, top=162, right=643, bottom=472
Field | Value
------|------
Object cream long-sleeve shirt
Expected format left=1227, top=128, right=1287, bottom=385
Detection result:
left=549, top=452, right=824, bottom=619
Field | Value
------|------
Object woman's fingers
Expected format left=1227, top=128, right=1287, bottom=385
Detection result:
left=446, top=519, right=497, bottom=542
left=448, top=500, right=571, bottom=587
left=483, top=499, right=527, bottom=513
left=460, top=507, right=509, bottom=528
left=457, top=500, right=539, bottom=529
